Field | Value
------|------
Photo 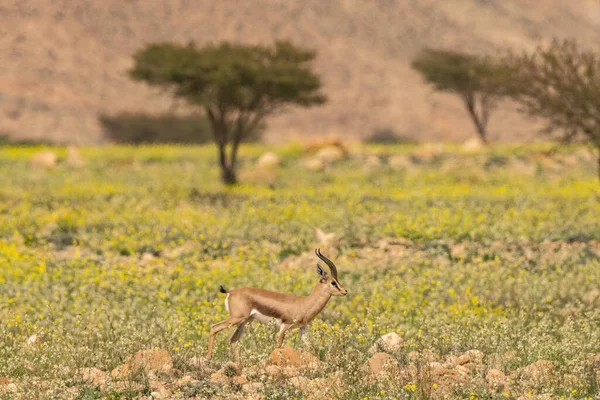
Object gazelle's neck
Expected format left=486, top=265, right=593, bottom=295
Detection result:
left=301, top=283, right=331, bottom=322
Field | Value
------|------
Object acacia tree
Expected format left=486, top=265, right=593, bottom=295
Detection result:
left=129, top=41, right=326, bottom=184
left=412, top=48, right=511, bottom=143
left=505, top=40, right=600, bottom=179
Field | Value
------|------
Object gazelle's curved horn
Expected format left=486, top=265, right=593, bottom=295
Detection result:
left=315, top=248, right=338, bottom=279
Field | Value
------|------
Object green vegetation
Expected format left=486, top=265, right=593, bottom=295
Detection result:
left=0, top=144, right=599, bottom=399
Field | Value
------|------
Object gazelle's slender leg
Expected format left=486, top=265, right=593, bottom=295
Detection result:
left=299, top=326, right=311, bottom=347
left=276, top=323, right=293, bottom=348
left=207, top=317, right=244, bottom=359
left=230, top=319, right=249, bottom=369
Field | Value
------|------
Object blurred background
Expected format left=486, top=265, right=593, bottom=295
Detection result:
left=2, top=0, right=599, bottom=145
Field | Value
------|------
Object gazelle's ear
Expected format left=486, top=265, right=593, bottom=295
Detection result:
left=316, top=263, right=328, bottom=279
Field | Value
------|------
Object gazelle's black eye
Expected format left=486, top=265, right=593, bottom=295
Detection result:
left=331, top=281, right=337, bottom=287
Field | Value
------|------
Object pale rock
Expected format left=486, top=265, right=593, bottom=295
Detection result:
left=463, top=137, right=486, bottom=152
left=388, top=154, right=412, bottom=169
left=455, top=354, right=471, bottom=365
left=443, top=355, right=457, bottom=369
left=407, top=351, right=420, bottom=363
left=455, top=365, right=470, bottom=377
left=1, top=383, right=17, bottom=394
left=290, top=376, right=310, bottom=390
left=257, top=152, right=281, bottom=169
left=79, top=367, right=107, bottom=387
left=242, top=381, right=264, bottom=393
left=269, top=347, right=319, bottom=368
left=140, top=252, right=155, bottom=265
left=303, top=157, right=325, bottom=171
left=486, top=369, right=508, bottom=392
left=27, top=334, right=40, bottom=347
left=282, top=366, right=299, bottom=378
left=265, top=365, right=281, bottom=378
left=66, top=146, right=85, bottom=167
left=363, top=155, right=382, bottom=169
left=314, top=228, right=339, bottom=247
left=210, top=370, right=229, bottom=385
left=369, top=332, right=404, bottom=354
left=367, top=352, right=400, bottom=376
left=464, top=350, right=485, bottom=364
left=315, top=146, right=344, bottom=163
left=232, top=375, right=248, bottom=385
left=111, top=349, right=173, bottom=379
left=517, top=394, right=553, bottom=400
left=428, top=361, right=443, bottom=370
left=31, top=151, right=58, bottom=169
left=510, top=360, right=554, bottom=387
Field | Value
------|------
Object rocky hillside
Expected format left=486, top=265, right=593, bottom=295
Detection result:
left=1, top=0, right=600, bottom=144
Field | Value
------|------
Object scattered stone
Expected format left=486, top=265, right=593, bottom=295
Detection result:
left=510, top=360, right=554, bottom=388
left=66, top=146, right=85, bottom=167
left=367, top=352, right=400, bottom=376
left=210, top=370, right=229, bottom=385
left=431, top=368, right=466, bottom=396
left=314, top=227, right=339, bottom=247
left=290, top=376, right=310, bottom=390
left=31, top=151, right=58, bottom=169
left=268, top=347, right=319, bottom=368
left=265, top=365, right=281, bottom=378
left=257, top=152, right=281, bottom=169
left=242, top=381, right=264, bottom=394
left=516, top=394, right=553, bottom=400
left=463, top=137, right=486, bottom=152
left=486, top=369, right=508, bottom=392
left=140, top=252, right=155, bottom=265
left=464, top=350, right=485, bottom=364
left=583, top=289, right=600, bottom=307
left=315, top=146, right=345, bottom=163
left=0, top=377, right=7, bottom=385
left=232, top=375, right=248, bottom=385
left=455, top=354, right=471, bottom=365
left=0, top=383, right=17, bottom=394
left=428, top=361, right=443, bottom=370
left=111, top=349, right=173, bottom=378
left=388, top=154, right=412, bottom=169
left=369, top=332, right=404, bottom=354
left=443, top=355, right=458, bottom=368
left=27, top=334, right=40, bottom=347
left=303, top=157, right=325, bottom=171
left=407, top=351, right=420, bottom=363
left=455, top=365, right=470, bottom=377
left=79, top=367, right=107, bottom=387
left=363, top=155, right=382, bottom=169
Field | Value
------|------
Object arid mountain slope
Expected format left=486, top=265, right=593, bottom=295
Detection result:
left=1, top=0, right=600, bottom=144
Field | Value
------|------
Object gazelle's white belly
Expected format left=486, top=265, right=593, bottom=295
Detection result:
left=250, top=309, right=282, bottom=326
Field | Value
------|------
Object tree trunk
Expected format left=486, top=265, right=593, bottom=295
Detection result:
left=463, top=95, right=489, bottom=144
left=597, top=153, right=600, bottom=181
left=222, top=164, right=237, bottom=185
left=217, top=142, right=237, bottom=185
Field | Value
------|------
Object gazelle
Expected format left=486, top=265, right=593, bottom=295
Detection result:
left=206, top=249, right=348, bottom=366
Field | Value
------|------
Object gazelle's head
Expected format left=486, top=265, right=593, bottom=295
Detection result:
left=315, top=248, right=348, bottom=296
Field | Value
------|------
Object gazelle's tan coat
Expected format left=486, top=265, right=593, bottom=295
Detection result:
left=206, top=249, right=347, bottom=367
